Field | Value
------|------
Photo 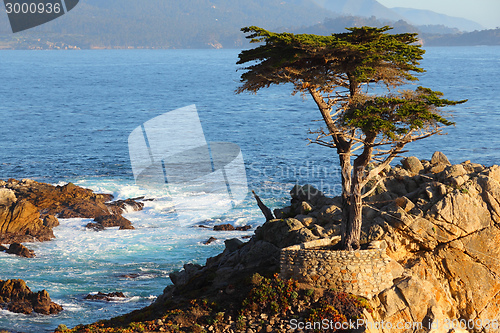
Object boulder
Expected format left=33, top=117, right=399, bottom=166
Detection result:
left=203, top=237, right=217, bottom=245
left=213, top=224, right=235, bottom=231
left=84, top=291, right=126, bottom=301
left=0, top=279, right=62, bottom=315
left=6, top=243, right=35, bottom=258
left=0, top=199, right=53, bottom=243
left=290, top=184, right=323, bottom=206
left=0, top=188, right=16, bottom=207
left=42, top=215, right=59, bottom=228
left=401, top=156, right=424, bottom=174
left=431, top=151, right=451, bottom=166
left=442, top=164, right=467, bottom=180
left=224, top=238, right=243, bottom=253
left=317, top=204, right=342, bottom=224
left=91, top=214, right=134, bottom=230
left=254, top=218, right=318, bottom=248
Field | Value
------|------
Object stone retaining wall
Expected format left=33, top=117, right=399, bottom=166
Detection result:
left=280, top=238, right=396, bottom=298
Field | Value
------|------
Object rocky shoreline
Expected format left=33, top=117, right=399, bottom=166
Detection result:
left=52, top=151, right=500, bottom=333
left=0, top=279, right=62, bottom=315
left=0, top=179, right=144, bottom=252
left=3, top=152, right=500, bottom=332
left=0, top=179, right=145, bottom=319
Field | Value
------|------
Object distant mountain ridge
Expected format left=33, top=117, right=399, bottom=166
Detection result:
left=391, top=7, right=484, bottom=32
left=311, top=0, right=402, bottom=20
left=0, top=0, right=496, bottom=49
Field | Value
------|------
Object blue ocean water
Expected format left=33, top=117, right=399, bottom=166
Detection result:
left=0, top=47, right=499, bottom=332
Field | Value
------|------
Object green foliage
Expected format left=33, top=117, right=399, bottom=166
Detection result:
left=344, top=87, right=465, bottom=139
left=237, top=26, right=425, bottom=94
left=242, top=273, right=299, bottom=315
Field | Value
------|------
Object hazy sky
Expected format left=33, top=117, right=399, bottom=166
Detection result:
left=377, top=0, right=500, bottom=29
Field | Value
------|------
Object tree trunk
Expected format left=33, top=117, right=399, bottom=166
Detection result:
left=343, top=133, right=376, bottom=250
left=344, top=165, right=364, bottom=250
left=339, top=149, right=352, bottom=246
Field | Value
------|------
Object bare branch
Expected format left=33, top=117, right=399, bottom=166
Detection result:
left=362, top=176, right=386, bottom=199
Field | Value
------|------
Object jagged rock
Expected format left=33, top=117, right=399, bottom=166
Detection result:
left=0, top=198, right=53, bottom=243
left=169, top=263, right=203, bottom=286
left=204, top=237, right=217, bottom=245
left=84, top=291, right=126, bottom=301
left=213, top=224, right=235, bottom=231
left=295, top=214, right=316, bottom=226
left=394, top=196, right=415, bottom=212
left=431, top=151, right=451, bottom=166
left=254, top=218, right=318, bottom=248
left=90, top=214, right=134, bottom=230
left=401, top=156, right=424, bottom=174
left=42, top=215, right=59, bottom=228
left=6, top=243, right=35, bottom=258
left=1, top=179, right=144, bottom=242
left=106, top=198, right=144, bottom=215
left=273, top=206, right=292, bottom=219
left=157, top=159, right=500, bottom=332
left=0, top=279, right=62, bottom=315
left=224, top=238, right=243, bottom=253
left=290, top=184, right=323, bottom=206
left=317, top=204, right=342, bottom=224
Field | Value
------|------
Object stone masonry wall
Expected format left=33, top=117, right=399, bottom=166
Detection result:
left=280, top=238, right=395, bottom=299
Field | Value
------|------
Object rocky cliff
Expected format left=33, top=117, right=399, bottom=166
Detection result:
left=266, top=151, right=500, bottom=332
left=0, top=178, right=144, bottom=246
left=153, top=152, right=500, bottom=333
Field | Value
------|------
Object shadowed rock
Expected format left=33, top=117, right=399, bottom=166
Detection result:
left=0, top=279, right=62, bottom=315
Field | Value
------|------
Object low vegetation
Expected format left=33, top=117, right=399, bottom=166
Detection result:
left=61, top=274, right=372, bottom=333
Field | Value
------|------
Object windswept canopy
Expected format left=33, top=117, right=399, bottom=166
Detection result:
left=237, top=26, right=425, bottom=95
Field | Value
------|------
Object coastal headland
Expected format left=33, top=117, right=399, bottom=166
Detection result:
left=2, top=151, right=500, bottom=332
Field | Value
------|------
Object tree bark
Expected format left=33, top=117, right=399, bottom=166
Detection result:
left=307, top=87, right=355, bottom=247
left=345, top=165, right=364, bottom=250
left=339, top=149, right=352, bottom=245
left=344, top=133, right=376, bottom=250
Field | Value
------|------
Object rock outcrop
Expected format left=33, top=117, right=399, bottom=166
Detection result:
left=0, top=179, right=144, bottom=243
left=0, top=279, right=62, bottom=315
left=160, top=152, right=500, bottom=333
left=84, top=291, right=126, bottom=301
left=5, top=243, right=35, bottom=258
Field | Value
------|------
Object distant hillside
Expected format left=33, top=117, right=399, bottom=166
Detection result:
left=0, top=0, right=334, bottom=49
left=296, top=16, right=456, bottom=37
left=391, top=7, right=484, bottom=32
left=0, top=0, right=498, bottom=49
left=424, top=28, right=500, bottom=46
left=311, top=0, right=402, bottom=21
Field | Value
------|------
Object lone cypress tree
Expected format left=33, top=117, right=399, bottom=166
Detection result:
left=237, top=26, right=466, bottom=250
